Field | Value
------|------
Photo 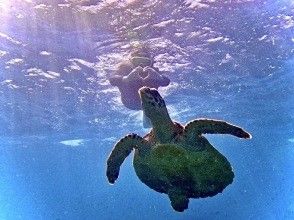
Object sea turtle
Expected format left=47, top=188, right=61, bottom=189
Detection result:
left=106, top=87, right=251, bottom=212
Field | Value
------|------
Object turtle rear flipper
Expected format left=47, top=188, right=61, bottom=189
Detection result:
left=184, top=119, right=251, bottom=142
left=106, top=134, right=150, bottom=184
left=168, top=189, right=189, bottom=212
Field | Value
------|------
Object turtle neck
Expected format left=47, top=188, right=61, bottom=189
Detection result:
left=150, top=110, right=175, bottom=144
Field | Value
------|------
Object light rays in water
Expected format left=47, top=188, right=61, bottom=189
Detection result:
left=0, top=0, right=10, bottom=10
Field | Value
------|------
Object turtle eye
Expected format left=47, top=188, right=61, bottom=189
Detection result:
left=149, top=90, right=159, bottom=97
left=148, top=96, right=165, bottom=108
left=157, top=98, right=165, bottom=108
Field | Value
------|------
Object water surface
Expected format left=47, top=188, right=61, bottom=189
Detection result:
left=0, top=0, right=293, bottom=219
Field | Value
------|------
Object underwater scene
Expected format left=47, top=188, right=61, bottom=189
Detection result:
left=0, top=0, right=293, bottom=219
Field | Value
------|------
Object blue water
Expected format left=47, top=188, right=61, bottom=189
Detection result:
left=0, top=1, right=293, bottom=219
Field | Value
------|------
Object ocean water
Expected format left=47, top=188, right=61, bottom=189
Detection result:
left=0, top=0, right=293, bottom=219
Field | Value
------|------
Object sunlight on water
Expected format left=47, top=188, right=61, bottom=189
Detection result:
left=60, top=139, right=86, bottom=147
left=0, top=0, right=293, bottom=219
left=0, top=0, right=9, bottom=10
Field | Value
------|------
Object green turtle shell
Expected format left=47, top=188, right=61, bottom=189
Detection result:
left=133, top=143, right=234, bottom=198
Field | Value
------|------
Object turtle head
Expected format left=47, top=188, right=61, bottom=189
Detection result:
left=139, top=87, right=168, bottom=121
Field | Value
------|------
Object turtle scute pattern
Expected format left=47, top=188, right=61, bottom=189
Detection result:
left=106, top=87, right=251, bottom=212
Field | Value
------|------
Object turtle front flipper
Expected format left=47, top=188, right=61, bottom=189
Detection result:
left=106, top=134, right=151, bottom=184
left=168, top=189, right=189, bottom=212
left=184, top=119, right=252, bottom=141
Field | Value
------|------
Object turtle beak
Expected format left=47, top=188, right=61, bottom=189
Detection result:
left=139, top=87, right=161, bottom=100
left=139, top=87, right=151, bottom=96
left=139, top=87, right=151, bottom=108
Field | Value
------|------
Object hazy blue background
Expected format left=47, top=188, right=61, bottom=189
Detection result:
left=0, top=0, right=293, bottom=219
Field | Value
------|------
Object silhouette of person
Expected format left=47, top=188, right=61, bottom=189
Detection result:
left=110, top=66, right=145, bottom=110
left=109, top=47, right=170, bottom=110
